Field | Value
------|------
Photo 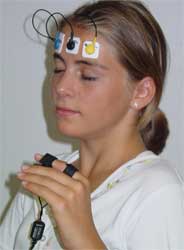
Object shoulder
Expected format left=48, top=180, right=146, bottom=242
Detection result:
left=135, top=153, right=184, bottom=195
left=125, top=153, right=184, bottom=225
left=118, top=152, right=184, bottom=210
left=125, top=181, right=184, bottom=249
left=124, top=156, right=184, bottom=246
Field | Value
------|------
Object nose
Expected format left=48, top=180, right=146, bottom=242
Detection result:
left=53, top=70, right=77, bottom=98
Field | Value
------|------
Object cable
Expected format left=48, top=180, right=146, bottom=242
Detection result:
left=32, top=9, right=76, bottom=50
left=32, top=9, right=58, bottom=41
left=47, top=12, right=75, bottom=50
left=75, top=14, right=97, bottom=37
left=29, top=197, right=48, bottom=249
left=46, top=12, right=74, bottom=38
left=29, top=153, right=58, bottom=249
left=87, top=15, right=98, bottom=38
left=30, top=240, right=37, bottom=250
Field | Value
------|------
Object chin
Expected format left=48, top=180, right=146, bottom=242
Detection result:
left=57, top=122, right=82, bottom=139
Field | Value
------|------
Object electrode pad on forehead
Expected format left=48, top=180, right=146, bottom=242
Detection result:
left=32, top=9, right=100, bottom=59
left=54, top=32, right=100, bottom=59
left=82, top=40, right=100, bottom=59
left=66, top=36, right=81, bottom=54
left=54, top=32, right=65, bottom=54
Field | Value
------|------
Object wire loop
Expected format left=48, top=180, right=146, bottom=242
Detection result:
left=32, top=9, right=57, bottom=41
left=32, top=9, right=75, bottom=42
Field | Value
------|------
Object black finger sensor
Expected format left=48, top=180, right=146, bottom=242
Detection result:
left=39, top=153, right=58, bottom=167
left=64, top=163, right=78, bottom=177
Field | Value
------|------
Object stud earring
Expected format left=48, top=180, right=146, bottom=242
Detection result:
left=134, top=102, right=138, bottom=109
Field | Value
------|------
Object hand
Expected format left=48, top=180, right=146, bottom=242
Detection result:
left=17, top=153, right=106, bottom=250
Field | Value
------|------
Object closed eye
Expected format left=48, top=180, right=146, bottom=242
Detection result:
left=81, top=75, right=98, bottom=81
left=54, top=69, right=65, bottom=74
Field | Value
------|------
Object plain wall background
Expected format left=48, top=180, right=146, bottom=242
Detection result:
left=0, top=0, right=184, bottom=218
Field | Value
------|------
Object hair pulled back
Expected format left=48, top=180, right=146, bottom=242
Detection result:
left=66, top=0, right=169, bottom=154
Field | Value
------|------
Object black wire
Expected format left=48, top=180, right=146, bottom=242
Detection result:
left=32, top=9, right=58, bottom=41
left=45, top=13, right=59, bottom=41
left=87, top=15, right=98, bottom=38
left=47, top=12, right=75, bottom=39
left=76, top=14, right=98, bottom=38
left=29, top=197, right=47, bottom=250
left=38, top=196, right=48, bottom=220
left=29, top=241, right=37, bottom=250
left=32, top=9, right=76, bottom=44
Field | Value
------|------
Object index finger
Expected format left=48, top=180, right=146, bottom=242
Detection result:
left=35, top=153, right=66, bottom=171
left=34, top=153, right=87, bottom=187
left=35, top=153, right=80, bottom=178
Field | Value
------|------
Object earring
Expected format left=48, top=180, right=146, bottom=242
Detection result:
left=134, top=102, right=138, bottom=109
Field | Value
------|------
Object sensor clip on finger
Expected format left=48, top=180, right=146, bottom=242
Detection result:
left=39, top=153, right=58, bottom=167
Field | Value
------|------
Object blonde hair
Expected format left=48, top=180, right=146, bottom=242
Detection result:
left=63, top=0, right=169, bottom=154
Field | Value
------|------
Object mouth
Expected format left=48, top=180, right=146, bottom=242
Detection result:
left=55, top=106, right=81, bottom=117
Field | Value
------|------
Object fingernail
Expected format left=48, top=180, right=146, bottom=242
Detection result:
left=17, top=172, right=25, bottom=177
left=22, top=181, right=28, bottom=186
left=34, top=153, right=42, bottom=160
left=21, top=165, right=30, bottom=171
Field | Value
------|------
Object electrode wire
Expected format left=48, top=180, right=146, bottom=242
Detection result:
left=38, top=197, right=48, bottom=220
left=75, top=14, right=98, bottom=38
left=32, top=9, right=58, bottom=41
left=46, top=12, right=75, bottom=40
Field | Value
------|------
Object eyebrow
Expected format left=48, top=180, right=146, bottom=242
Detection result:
left=53, top=53, right=109, bottom=71
left=75, top=60, right=109, bottom=71
left=53, top=53, right=66, bottom=67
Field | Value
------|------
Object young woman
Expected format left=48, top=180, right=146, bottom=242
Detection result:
left=1, top=1, right=184, bottom=249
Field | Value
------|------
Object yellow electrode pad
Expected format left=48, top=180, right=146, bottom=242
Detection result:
left=85, top=37, right=96, bottom=55
left=82, top=39, right=100, bottom=59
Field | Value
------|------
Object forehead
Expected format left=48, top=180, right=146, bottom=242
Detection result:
left=62, top=25, right=96, bottom=41
left=57, top=25, right=117, bottom=65
left=54, top=25, right=130, bottom=81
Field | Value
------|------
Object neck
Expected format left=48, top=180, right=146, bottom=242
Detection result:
left=77, top=124, right=146, bottom=182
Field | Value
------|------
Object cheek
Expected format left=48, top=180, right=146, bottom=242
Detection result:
left=50, top=80, right=57, bottom=103
left=83, top=82, right=130, bottom=120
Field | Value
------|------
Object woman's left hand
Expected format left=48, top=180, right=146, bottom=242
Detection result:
left=17, top=153, right=105, bottom=250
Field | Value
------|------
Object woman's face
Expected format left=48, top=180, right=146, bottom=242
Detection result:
left=51, top=26, right=134, bottom=140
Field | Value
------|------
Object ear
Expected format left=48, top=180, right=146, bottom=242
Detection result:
left=130, top=77, right=156, bottom=110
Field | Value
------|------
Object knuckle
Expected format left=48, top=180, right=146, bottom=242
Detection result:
left=75, top=182, right=85, bottom=194
left=67, top=190, right=75, bottom=201
left=57, top=200, right=67, bottom=212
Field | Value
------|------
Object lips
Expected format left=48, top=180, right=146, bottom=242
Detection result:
left=55, top=106, right=80, bottom=117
